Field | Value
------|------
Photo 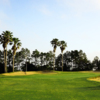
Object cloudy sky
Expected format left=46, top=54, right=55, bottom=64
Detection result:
left=0, top=0, right=100, bottom=61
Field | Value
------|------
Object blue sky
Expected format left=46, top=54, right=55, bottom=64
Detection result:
left=0, top=0, right=100, bottom=61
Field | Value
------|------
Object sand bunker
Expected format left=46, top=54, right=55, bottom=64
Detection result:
left=88, top=77, right=100, bottom=82
left=2, top=71, right=56, bottom=76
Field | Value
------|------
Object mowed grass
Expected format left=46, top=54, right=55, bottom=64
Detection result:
left=0, top=71, right=100, bottom=100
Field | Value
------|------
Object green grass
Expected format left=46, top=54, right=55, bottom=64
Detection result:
left=0, top=71, right=100, bottom=100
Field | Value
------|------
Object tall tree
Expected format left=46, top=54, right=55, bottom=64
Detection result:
left=50, top=38, right=59, bottom=70
left=59, top=40, right=67, bottom=71
left=92, top=56, right=99, bottom=68
left=55, top=54, right=62, bottom=68
left=20, top=48, right=30, bottom=74
left=14, top=51, right=23, bottom=70
left=12, top=38, right=21, bottom=72
left=63, top=51, right=71, bottom=67
left=31, top=49, right=40, bottom=67
left=70, top=50, right=88, bottom=70
left=0, top=31, right=13, bottom=73
left=47, top=51, right=54, bottom=68
left=40, top=52, right=44, bottom=68
left=44, top=51, right=54, bottom=66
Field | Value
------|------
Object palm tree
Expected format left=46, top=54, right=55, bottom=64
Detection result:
left=50, top=38, right=59, bottom=71
left=59, top=41, right=67, bottom=71
left=12, top=38, right=21, bottom=72
left=0, top=31, right=13, bottom=73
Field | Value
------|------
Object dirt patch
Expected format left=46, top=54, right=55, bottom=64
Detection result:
left=2, top=71, right=57, bottom=76
left=41, top=71, right=56, bottom=74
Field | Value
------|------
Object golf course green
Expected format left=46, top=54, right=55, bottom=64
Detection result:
left=0, top=71, right=100, bottom=100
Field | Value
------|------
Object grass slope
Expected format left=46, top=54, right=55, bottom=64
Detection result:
left=0, top=71, right=100, bottom=100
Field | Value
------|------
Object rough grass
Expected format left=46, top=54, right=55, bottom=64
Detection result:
left=0, top=71, right=100, bottom=100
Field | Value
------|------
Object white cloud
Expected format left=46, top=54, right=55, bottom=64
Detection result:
left=0, top=0, right=11, bottom=31
left=56, top=0, right=100, bottom=12
left=0, top=11, right=9, bottom=30
left=61, top=14, right=68, bottom=19
left=87, top=51, right=100, bottom=61
left=39, top=6, right=52, bottom=16
left=0, top=10, right=7, bottom=19
left=0, top=0, right=10, bottom=6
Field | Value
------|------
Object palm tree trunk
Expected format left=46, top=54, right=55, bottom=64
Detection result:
left=62, top=53, right=63, bottom=71
left=13, top=55, right=14, bottom=72
left=53, top=53, right=55, bottom=71
left=4, top=48, right=6, bottom=73
left=6, top=47, right=7, bottom=72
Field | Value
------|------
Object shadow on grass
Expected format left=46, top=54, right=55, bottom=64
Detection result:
left=0, top=74, right=6, bottom=78
left=79, top=85, right=100, bottom=90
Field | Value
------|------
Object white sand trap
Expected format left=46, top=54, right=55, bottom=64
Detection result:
left=2, top=71, right=40, bottom=76
left=80, top=71, right=100, bottom=82
left=2, top=71, right=56, bottom=76
left=88, top=77, right=100, bottom=82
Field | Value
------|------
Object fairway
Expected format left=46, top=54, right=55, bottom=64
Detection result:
left=0, top=71, right=100, bottom=100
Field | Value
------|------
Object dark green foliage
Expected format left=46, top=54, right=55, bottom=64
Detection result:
left=0, top=63, right=4, bottom=73
left=92, top=56, right=100, bottom=70
left=31, top=49, right=40, bottom=66
left=21, top=62, right=53, bottom=71
left=21, top=62, right=38, bottom=71
left=7, top=66, right=13, bottom=72
left=56, top=50, right=92, bottom=71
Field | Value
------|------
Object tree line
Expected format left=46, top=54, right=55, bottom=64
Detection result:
left=0, top=30, right=99, bottom=73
